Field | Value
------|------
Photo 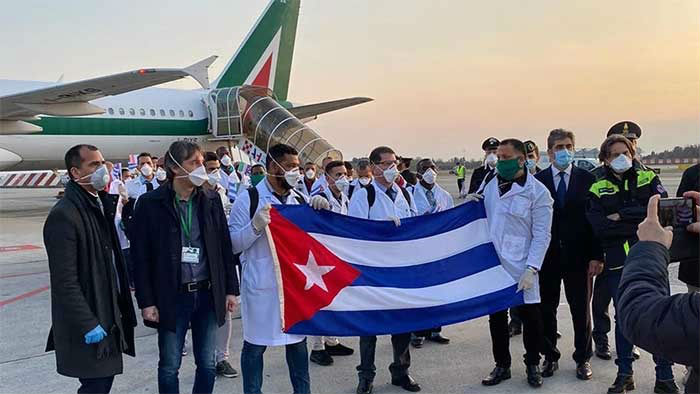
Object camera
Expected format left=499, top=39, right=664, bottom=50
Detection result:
left=658, top=197, right=699, bottom=263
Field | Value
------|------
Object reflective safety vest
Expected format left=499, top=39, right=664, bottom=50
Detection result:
left=455, top=165, right=466, bottom=179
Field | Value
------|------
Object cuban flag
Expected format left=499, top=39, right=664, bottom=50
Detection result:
left=112, top=163, right=122, bottom=181
left=128, top=154, right=138, bottom=170
left=267, top=201, right=524, bottom=336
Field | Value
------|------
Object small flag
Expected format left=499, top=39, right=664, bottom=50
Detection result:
left=112, top=163, right=122, bottom=181
left=128, top=154, right=138, bottom=170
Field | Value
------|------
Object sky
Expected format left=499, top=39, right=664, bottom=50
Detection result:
left=1, top=0, right=698, bottom=160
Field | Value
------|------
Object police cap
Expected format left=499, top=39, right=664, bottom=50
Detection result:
left=482, top=137, right=500, bottom=151
left=607, top=121, right=641, bottom=140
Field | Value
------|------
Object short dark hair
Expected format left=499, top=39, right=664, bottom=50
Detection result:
left=344, top=161, right=353, bottom=171
left=64, top=144, right=99, bottom=179
left=325, top=160, right=345, bottom=174
left=357, top=159, right=370, bottom=170
left=416, top=158, right=434, bottom=173
left=599, top=135, right=635, bottom=162
left=547, top=129, right=576, bottom=150
left=266, top=143, right=298, bottom=169
left=251, top=163, right=264, bottom=171
left=369, top=146, right=395, bottom=164
left=137, top=152, right=152, bottom=160
left=215, top=146, right=230, bottom=158
left=499, top=139, right=526, bottom=157
left=204, top=151, right=219, bottom=162
left=165, top=141, right=202, bottom=180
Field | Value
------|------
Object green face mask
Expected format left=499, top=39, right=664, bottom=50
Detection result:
left=250, top=174, right=265, bottom=186
left=496, top=158, right=523, bottom=180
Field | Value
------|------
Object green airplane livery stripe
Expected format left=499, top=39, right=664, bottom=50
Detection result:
left=29, top=116, right=209, bottom=136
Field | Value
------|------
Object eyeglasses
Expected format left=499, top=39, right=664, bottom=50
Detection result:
left=374, top=160, right=398, bottom=168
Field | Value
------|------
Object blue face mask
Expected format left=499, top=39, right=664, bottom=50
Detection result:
left=554, top=149, right=574, bottom=168
left=526, top=159, right=537, bottom=171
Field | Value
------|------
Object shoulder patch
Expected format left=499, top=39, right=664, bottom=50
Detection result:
left=656, top=184, right=666, bottom=194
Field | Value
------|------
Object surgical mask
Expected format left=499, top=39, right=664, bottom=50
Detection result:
left=485, top=153, right=498, bottom=168
left=155, top=167, right=167, bottom=181
left=554, top=149, right=574, bottom=169
left=220, top=155, right=232, bottom=167
left=496, top=158, right=522, bottom=181
left=283, top=168, right=301, bottom=190
left=207, top=170, right=222, bottom=186
left=382, top=165, right=400, bottom=183
left=77, top=165, right=110, bottom=190
left=526, top=159, right=537, bottom=172
left=358, top=177, right=371, bottom=186
left=140, top=164, right=153, bottom=177
left=334, top=176, right=350, bottom=194
left=250, top=174, right=265, bottom=186
left=305, top=169, right=315, bottom=179
left=422, top=168, right=437, bottom=185
left=610, top=154, right=632, bottom=174
left=168, top=151, right=208, bottom=187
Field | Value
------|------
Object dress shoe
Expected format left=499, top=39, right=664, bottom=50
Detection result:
left=482, top=366, right=511, bottom=386
left=427, top=333, right=450, bottom=344
left=326, top=342, right=354, bottom=356
left=542, top=360, right=558, bottom=378
left=411, top=336, right=424, bottom=348
left=356, top=378, right=373, bottom=394
left=526, top=365, right=543, bottom=388
left=654, top=379, right=680, bottom=394
left=309, top=349, right=333, bottom=366
left=508, top=322, right=522, bottom=337
left=608, top=375, right=635, bottom=394
left=596, top=344, right=612, bottom=360
left=632, top=346, right=641, bottom=360
left=391, top=375, right=421, bottom=392
left=576, top=362, right=593, bottom=380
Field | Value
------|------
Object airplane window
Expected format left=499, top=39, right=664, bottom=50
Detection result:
left=188, top=110, right=194, bottom=118
left=129, top=108, right=135, bottom=116
left=179, top=110, right=185, bottom=118
left=119, top=108, right=125, bottom=115
left=108, top=108, right=114, bottom=115
left=160, top=109, right=166, bottom=117
left=150, top=109, right=156, bottom=116
left=169, top=110, right=175, bottom=117
left=139, top=108, right=146, bottom=116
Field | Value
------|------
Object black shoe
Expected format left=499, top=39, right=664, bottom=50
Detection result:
left=215, top=360, right=239, bottom=378
left=411, top=336, right=424, bottom=348
left=576, top=362, right=593, bottom=380
left=542, top=360, right=558, bottom=378
left=482, top=366, right=511, bottom=386
left=356, top=378, right=373, bottom=394
left=632, top=347, right=641, bottom=360
left=326, top=342, right=354, bottom=356
left=391, top=375, right=421, bottom=392
left=309, top=349, right=333, bottom=366
left=607, top=375, right=635, bottom=394
left=654, top=379, right=680, bottom=394
left=526, top=365, right=543, bottom=388
left=427, top=333, right=450, bottom=344
left=508, top=322, right=522, bottom=337
left=596, top=344, right=612, bottom=360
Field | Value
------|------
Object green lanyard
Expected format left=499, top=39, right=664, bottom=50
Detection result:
left=174, top=195, right=193, bottom=245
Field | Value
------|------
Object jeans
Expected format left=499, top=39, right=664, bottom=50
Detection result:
left=357, top=333, right=411, bottom=381
left=78, top=376, right=114, bottom=394
left=241, top=339, right=310, bottom=394
left=157, top=289, right=218, bottom=394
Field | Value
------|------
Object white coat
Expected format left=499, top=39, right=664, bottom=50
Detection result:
left=124, top=176, right=159, bottom=199
left=228, top=180, right=308, bottom=346
left=482, top=172, right=553, bottom=304
left=348, top=179, right=416, bottom=220
left=413, top=182, right=454, bottom=215
left=320, top=187, right=349, bottom=214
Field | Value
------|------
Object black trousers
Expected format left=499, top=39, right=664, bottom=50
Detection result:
left=489, top=304, right=553, bottom=367
left=592, top=270, right=612, bottom=347
left=413, top=327, right=441, bottom=338
left=457, top=178, right=465, bottom=193
left=357, top=333, right=411, bottom=381
left=78, top=376, right=115, bottom=394
left=509, top=308, right=522, bottom=327
left=539, top=266, right=593, bottom=363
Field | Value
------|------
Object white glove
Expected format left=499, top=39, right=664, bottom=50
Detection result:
left=310, top=195, right=330, bottom=211
left=387, top=215, right=401, bottom=227
left=464, top=193, right=484, bottom=203
left=517, top=267, right=537, bottom=291
left=252, top=203, right=272, bottom=233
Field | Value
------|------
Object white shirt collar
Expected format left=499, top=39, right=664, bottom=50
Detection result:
left=550, top=164, right=572, bottom=177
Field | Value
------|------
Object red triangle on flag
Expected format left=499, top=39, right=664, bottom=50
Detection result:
left=268, top=208, right=360, bottom=331
left=251, top=54, right=273, bottom=88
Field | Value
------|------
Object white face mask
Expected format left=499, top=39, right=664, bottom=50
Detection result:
left=140, top=164, right=153, bottom=177
left=382, top=165, right=400, bottom=183
left=156, top=168, right=167, bottom=181
left=610, top=154, right=632, bottom=174
left=77, top=165, right=110, bottom=190
left=358, top=177, right=371, bottom=186
left=207, top=170, right=222, bottom=186
left=305, top=169, right=315, bottom=179
left=334, top=176, right=350, bottom=194
left=220, top=155, right=232, bottom=167
left=485, top=153, right=498, bottom=168
left=284, top=168, right=302, bottom=189
left=169, top=151, right=208, bottom=187
left=422, top=168, right=437, bottom=185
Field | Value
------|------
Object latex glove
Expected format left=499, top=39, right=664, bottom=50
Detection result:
left=252, top=204, right=272, bottom=233
left=387, top=215, right=401, bottom=227
left=517, top=267, right=537, bottom=292
left=142, top=306, right=160, bottom=323
left=84, top=325, right=107, bottom=344
left=310, top=195, right=330, bottom=211
left=226, top=295, right=238, bottom=313
left=464, top=193, right=484, bottom=203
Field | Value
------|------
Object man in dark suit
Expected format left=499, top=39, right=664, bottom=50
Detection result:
left=534, top=129, right=601, bottom=380
left=467, top=137, right=500, bottom=193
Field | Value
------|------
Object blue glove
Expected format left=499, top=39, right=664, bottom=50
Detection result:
left=84, top=325, right=107, bottom=344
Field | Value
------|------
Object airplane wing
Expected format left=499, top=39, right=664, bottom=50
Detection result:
left=288, top=97, right=373, bottom=120
left=0, top=56, right=217, bottom=121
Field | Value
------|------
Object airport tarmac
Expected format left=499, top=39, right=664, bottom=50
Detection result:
left=0, top=170, right=689, bottom=394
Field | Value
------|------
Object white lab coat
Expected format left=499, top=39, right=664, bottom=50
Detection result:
left=124, top=176, right=159, bottom=199
left=413, top=182, right=454, bottom=215
left=228, top=180, right=308, bottom=346
left=320, top=187, right=349, bottom=215
left=348, top=179, right=416, bottom=220
left=482, top=172, right=553, bottom=304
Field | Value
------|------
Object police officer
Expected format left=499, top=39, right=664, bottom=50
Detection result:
left=586, top=135, right=679, bottom=394
left=468, top=137, right=500, bottom=194
left=524, top=140, right=543, bottom=174
left=349, top=146, right=420, bottom=394
left=452, top=161, right=466, bottom=196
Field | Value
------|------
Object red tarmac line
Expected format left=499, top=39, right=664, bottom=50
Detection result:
left=0, top=286, right=50, bottom=307
left=0, top=245, right=41, bottom=253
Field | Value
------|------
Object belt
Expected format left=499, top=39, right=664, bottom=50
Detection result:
left=180, top=280, right=211, bottom=293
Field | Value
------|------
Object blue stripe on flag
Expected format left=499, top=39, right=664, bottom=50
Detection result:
left=350, top=243, right=500, bottom=288
left=287, top=285, right=524, bottom=336
left=274, top=201, right=486, bottom=241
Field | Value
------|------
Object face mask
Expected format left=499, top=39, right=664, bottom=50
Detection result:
left=207, top=170, right=222, bottom=186
left=305, top=169, right=315, bottom=179
left=496, top=158, right=523, bottom=181
left=382, top=165, right=400, bottom=183
left=554, top=149, right=574, bottom=169
left=422, top=168, right=437, bottom=185
left=168, top=151, right=208, bottom=187
left=155, top=168, right=167, bottom=181
left=250, top=174, right=265, bottom=186
left=358, top=177, right=371, bottom=186
left=526, top=159, right=537, bottom=171
left=610, top=154, right=632, bottom=174
left=282, top=168, right=301, bottom=190
left=334, top=176, right=350, bottom=194
left=485, top=153, right=498, bottom=168
left=140, top=164, right=153, bottom=177
left=220, top=155, right=232, bottom=167
left=77, top=165, right=110, bottom=190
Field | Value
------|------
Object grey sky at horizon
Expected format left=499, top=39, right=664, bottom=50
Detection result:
left=2, top=0, right=698, bottom=160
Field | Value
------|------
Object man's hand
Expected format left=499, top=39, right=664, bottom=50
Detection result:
left=607, top=213, right=621, bottom=221
left=142, top=306, right=160, bottom=323
left=387, top=215, right=401, bottom=227
left=464, top=193, right=484, bottom=203
left=588, top=260, right=604, bottom=277
left=226, top=295, right=238, bottom=313
left=683, top=191, right=700, bottom=234
left=310, top=195, right=330, bottom=211
left=637, top=195, right=673, bottom=249
left=252, top=204, right=272, bottom=233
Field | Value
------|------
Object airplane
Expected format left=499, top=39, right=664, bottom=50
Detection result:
left=0, top=0, right=371, bottom=176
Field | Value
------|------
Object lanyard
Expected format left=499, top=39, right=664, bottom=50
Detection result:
left=174, top=195, right=193, bottom=245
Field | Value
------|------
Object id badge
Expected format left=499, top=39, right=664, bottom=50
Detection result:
left=181, top=247, right=200, bottom=264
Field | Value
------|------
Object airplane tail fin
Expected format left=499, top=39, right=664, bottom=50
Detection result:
left=211, top=0, right=300, bottom=101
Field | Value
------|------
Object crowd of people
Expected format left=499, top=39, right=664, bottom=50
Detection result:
left=42, top=119, right=699, bottom=394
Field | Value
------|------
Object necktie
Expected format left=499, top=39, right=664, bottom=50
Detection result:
left=146, top=181, right=154, bottom=192
left=425, top=189, right=437, bottom=213
left=556, top=172, right=567, bottom=208
left=385, top=187, right=397, bottom=202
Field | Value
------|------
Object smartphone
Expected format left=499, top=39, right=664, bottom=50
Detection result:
left=658, top=197, right=696, bottom=228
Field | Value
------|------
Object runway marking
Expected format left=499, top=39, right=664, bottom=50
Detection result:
left=0, top=271, right=48, bottom=279
left=0, top=285, right=50, bottom=307
left=0, top=245, right=41, bottom=253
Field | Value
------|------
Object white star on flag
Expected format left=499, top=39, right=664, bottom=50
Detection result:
left=294, top=251, right=335, bottom=292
